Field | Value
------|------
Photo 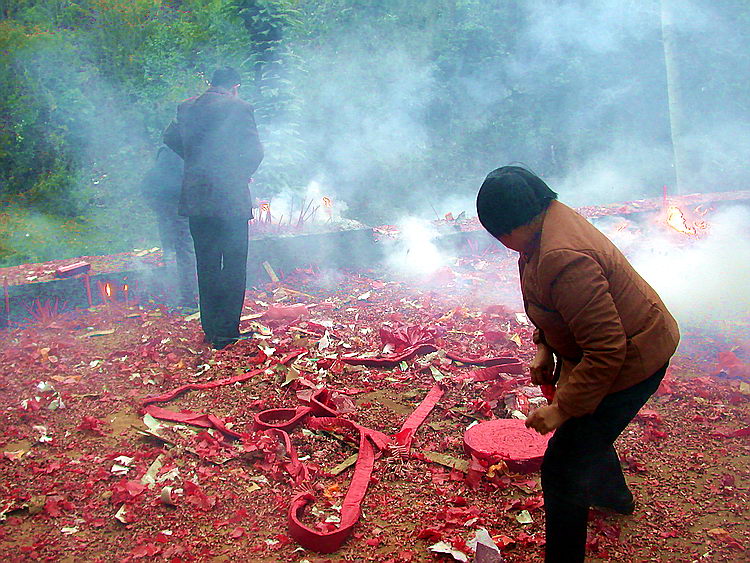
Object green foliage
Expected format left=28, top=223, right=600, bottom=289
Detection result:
left=0, top=0, right=748, bottom=265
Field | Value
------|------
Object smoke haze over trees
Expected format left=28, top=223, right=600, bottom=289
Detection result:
left=0, top=0, right=748, bottom=265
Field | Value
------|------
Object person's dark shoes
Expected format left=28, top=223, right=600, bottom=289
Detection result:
left=616, top=498, right=636, bottom=515
left=177, top=305, right=200, bottom=315
left=591, top=493, right=635, bottom=515
left=172, top=300, right=199, bottom=316
left=211, top=338, right=233, bottom=350
left=211, top=331, right=254, bottom=350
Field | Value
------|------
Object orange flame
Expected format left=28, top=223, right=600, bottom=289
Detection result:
left=104, top=283, right=112, bottom=298
left=259, top=201, right=270, bottom=213
left=322, top=196, right=332, bottom=208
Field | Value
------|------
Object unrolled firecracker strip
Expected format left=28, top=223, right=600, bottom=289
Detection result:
left=143, top=377, right=444, bottom=553
left=141, top=345, right=531, bottom=553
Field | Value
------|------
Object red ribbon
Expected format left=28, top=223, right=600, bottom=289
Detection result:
left=143, top=405, right=243, bottom=439
left=338, top=344, right=438, bottom=367
left=469, top=362, right=525, bottom=381
left=142, top=363, right=447, bottom=553
left=445, top=352, right=523, bottom=368
left=253, top=389, right=339, bottom=432
left=541, top=384, right=556, bottom=403
left=279, top=348, right=308, bottom=365
left=391, top=384, right=444, bottom=456
left=288, top=427, right=377, bottom=553
left=286, top=386, right=441, bottom=553
left=339, top=348, right=524, bottom=373
left=143, top=368, right=265, bottom=405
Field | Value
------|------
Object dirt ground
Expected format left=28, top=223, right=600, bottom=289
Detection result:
left=0, top=247, right=748, bottom=562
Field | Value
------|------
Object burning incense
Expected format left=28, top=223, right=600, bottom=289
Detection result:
left=309, top=207, right=319, bottom=223
left=83, top=274, right=93, bottom=308
left=98, top=281, right=113, bottom=308
left=3, top=277, right=8, bottom=315
left=297, top=199, right=314, bottom=228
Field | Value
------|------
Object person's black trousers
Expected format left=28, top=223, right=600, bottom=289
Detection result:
left=152, top=201, right=197, bottom=306
left=188, top=216, right=249, bottom=347
left=541, top=363, right=669, bottom=563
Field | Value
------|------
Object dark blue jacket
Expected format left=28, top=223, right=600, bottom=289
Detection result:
left=163, top=86, right=263, bottom=218
left=140, top=146, right=184, bottom=205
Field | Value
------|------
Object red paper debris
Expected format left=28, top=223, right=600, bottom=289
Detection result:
left=77, top=415, right=108, bottom=435
left=183, top=481, right=216, bottom=511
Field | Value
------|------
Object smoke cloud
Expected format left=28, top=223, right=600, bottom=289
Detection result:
left=628, top=206, right=750, bottom=332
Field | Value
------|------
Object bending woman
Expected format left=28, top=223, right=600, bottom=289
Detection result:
left=476, top=166, right=679, bottom=562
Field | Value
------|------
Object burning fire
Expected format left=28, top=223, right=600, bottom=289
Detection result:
left=104, top=283, right=112, bottom=298
left=322, top=196, right=332, bottom=208
left=665, top=205, right=708, bottom=237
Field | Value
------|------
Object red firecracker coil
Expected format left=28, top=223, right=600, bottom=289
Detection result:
left=54, top=261, right=91, bottom=278
left=463, top=418, right=552, bottom=474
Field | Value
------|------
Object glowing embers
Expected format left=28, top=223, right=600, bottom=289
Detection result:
left=258, top=200, right=272, bottom=223
left=95, top=280, right=133, bottom=307
left=665, top=205, right=709, bottom=237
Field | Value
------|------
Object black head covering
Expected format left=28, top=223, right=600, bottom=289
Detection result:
left=476, top=166, right=558, bottom=238
left=210, top=67, right=242, bottom=88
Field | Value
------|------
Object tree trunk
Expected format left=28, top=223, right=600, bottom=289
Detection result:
left=660, top=0, right=686, bottom=194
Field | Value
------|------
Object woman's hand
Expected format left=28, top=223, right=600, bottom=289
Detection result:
left=525, top=405, right=570, bottom=435
left=529, top=344, right=555, bottom=385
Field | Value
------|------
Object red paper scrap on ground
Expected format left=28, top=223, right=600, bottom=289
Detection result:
left=379, top=323, right=441, bottom=351
left=264, top=303, right=309, bottom=321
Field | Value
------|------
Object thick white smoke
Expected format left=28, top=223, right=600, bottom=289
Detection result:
left=629, top=205, right=750, bottom=331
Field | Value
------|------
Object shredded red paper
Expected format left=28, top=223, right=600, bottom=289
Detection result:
left=0, top=233, right=748, bottom=561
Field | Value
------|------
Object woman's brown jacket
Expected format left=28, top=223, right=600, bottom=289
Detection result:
left=520, top=200, right=680, bottom=417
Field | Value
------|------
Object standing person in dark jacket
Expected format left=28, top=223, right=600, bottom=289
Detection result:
left=163, top=67, right=263, bottom=349
left=476, top=166, right=679, bottom=562
left=140, top=145, right=197, bottom=308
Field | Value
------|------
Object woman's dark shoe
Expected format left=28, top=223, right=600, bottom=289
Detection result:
left=591, top=495, right=635, bottom=515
